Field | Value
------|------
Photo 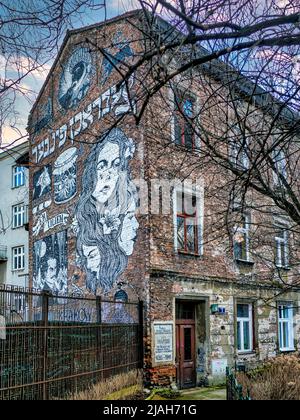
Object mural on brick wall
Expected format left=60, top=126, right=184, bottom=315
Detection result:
left=53, top=147, right=78, bottom=204
left=102, top=290, right=136, bottom=324
left=75, top=128, right=139, bottom=295
left=33, top=231, right=68, bottom=294
left=102, top=31, right=134, bottom=84
left=33, top=165, right=52, bottom=200
left=30, top=98, right=53, bottom=139
left=58, top=46, right=94, bottom=110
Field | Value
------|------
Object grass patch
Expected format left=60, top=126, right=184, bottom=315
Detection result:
left=67, top=370, right=143, bottom=400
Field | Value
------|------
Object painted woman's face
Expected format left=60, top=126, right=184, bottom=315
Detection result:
left=82, top=245, right=101, bottom=276
left=118, top=200, right=139, bottom=256
left=93, top=142, right=121, bottom=204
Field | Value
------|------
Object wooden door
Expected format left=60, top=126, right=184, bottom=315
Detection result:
left=176, top=323, right=196, bottom=388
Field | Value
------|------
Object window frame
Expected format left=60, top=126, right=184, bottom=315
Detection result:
left=173, top=186, right=204, bottom=256
left=278, top=303, right=295, bottom=352
left=12, top=165, right=25, bottom=189
left=273, top=148, right=287, bottom=187
left=12, top=203, right=26, bottom=229
left=275, top=226, right=289, bottom=269
left=172, top=88, right=200, bottom=151
left=12, top=246, right=25, bottom=271
left=236, top=302, right=254, bottom=354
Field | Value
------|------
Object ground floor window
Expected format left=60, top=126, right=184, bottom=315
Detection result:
left=278, top=304, right=294, bottom=352
left=12, top=246, right=25, bottom=271
left=237, top=303, right=253, bottom=353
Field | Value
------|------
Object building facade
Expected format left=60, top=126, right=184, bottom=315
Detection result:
left=0, top=142, right=29, bottom=288
left=28, top=10, right=300, bottom=388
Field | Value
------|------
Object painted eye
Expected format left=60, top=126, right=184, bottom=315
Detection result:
left=113, top=158, right=121, bottom=169
left=97, top=160, right=107, bottom=171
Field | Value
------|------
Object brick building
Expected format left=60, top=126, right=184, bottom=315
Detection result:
left=28, top=10, right=300, bottom=388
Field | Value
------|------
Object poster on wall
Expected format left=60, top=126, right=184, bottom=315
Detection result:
left=154, top=322, right=174, bottom=363
left=33, top=231, right=68, bottom=295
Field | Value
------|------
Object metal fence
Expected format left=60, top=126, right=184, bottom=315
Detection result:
left=226, top=367, right=251, bottom=400
left=0, top=285, right=143, bottom=400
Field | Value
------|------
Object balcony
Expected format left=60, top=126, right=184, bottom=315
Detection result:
left=0, top=246, right=8, bottom=262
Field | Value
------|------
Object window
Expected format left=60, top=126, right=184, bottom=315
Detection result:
left=12, top=166, right=25, bottom=188
left=12, top=246, right=25, bottom=271
left=237, top=303, right=253, bottom=353
left=174, top=92, right=196, bottom=150
left=12, top=204, right=25, bottom=228
left=275, top=227, right=289, bottom=268
left=278, top=304, right=294, bottom=352
left=175, top=191, right=201, bottom=255
left=234, top=214, right=250, bottom=262
left=273, top=149, right=287, bottom=187
left=229, top=125, right=250, bottom=170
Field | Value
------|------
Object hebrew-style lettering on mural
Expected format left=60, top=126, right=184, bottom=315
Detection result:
left=53, top=147, right=78, bottom=204
left=33, top=165, right=52, bottom=201
left=58, top=46, right=94, bottom=110
left=32, top=200, right=52, bottom=216
left=33, top=231, right=68, bottom=294
left=75, top=128, right=139, bottom=295
left=32, top=76, right=136, bottom=164
left=33, top=212, right=69, bottom=237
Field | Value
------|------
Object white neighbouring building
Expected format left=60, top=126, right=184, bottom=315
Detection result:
left=0, top=141, right=29, bottom=287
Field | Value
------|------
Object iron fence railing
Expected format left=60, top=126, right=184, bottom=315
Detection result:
left=0, top=246, right=7, bottom=261
left=226, top=367, right=251, bottom=400
left=0, top=285, right=144, bottom=400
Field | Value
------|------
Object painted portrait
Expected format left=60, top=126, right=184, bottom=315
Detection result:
left=102, top=290, right=136, bottom=324
left=58, top=47, right=94, bottom=110
left=33, top=231, right=68, bottom=295
left=75, top=128, right=139, bottom=295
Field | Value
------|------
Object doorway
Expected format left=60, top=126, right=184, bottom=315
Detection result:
left=176, top=301, right=196, bottom=388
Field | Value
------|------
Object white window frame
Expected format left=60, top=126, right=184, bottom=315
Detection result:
left=275, top=227, right=289, bottom=268
left=278, top=303, right=294, bottom=352
left=12, top=166, right=25, bottom=188
left=237, top=303, right=253, bottom=353
left=234, top=214, right=250, bottom=262
left=12, top=204, right=25, bottom=229
left=173, top=184, right=204, bottom=255
left=12, top=246, right=25, bottom=271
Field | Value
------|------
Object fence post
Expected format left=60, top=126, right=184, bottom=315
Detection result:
left=42, top=291, right=49, bottom=401
left=96, top=296, right=102, bottom=382
left=96, top=296, right=102, bottom=324
left=138, top=300, right=144, bottom=370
